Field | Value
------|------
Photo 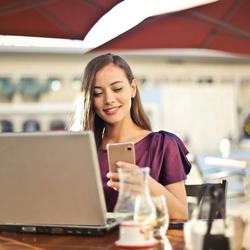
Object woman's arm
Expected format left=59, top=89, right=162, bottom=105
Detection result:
left=148, top=177, right=188, bottom=220
left=107, top=161, right=188, bottom=220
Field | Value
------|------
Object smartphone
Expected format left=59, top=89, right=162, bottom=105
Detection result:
left=107, top=142, right=135, bottom=173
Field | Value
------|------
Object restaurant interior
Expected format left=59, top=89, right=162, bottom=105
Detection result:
left=0, top=0, right=250, bottom=249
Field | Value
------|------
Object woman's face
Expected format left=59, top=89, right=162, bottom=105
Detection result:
left=93, top=63, right=136, bottom=125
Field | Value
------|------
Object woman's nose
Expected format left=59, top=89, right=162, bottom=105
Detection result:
left=105, top=91, right=114, bottom=104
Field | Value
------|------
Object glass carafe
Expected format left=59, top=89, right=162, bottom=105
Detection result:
left=114, top=167, right=156, bottom=225
left=114, top=167, right=139, bottom=214
left=133, top=167, right=156, bottom=226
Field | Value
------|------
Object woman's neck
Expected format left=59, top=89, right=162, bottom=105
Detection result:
left=104, top=120, right=139, bottom=142
left=101, top=119, right=151, bottom=149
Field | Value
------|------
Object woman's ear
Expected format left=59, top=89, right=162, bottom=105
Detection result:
left=131, top=79, right=137, bottom=98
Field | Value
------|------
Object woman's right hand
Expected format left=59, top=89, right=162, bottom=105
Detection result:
left=106, top=171, right=120, bottom=191
left=106, top=161, right=142, bottom=192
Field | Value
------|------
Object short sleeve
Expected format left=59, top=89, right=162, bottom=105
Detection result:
left=147, top=131, right=191, bottom=185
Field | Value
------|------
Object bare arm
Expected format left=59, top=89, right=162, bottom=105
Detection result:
left=148, top=177, right=188, bottom=220
left=107, top=161, right=188, bottom=220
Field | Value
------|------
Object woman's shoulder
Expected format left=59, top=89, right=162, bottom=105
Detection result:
left=136, top=130, right=191, bottom=176
left=147, top=130, right=183, bottom=143
left=136, top=130, right=182, bottom=144
left=146, top=130, right=189, bottom=154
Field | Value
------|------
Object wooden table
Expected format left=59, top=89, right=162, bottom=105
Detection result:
left=0, top=229, right=184, bottom=250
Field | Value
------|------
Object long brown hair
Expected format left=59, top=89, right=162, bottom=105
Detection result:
left=81, top=53, right=151, bottom=149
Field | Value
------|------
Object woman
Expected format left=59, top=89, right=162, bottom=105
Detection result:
left=81, top=53, right=191, bottom=220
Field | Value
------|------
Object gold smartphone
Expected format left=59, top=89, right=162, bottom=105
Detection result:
left=107, top=142, right=135, bottom=173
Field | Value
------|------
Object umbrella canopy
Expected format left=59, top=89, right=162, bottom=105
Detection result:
left=0, top=0, right=118, bottom=39
left=0, top=0, right=250, bottom=55
left=97, top=0, right=250, bottom=55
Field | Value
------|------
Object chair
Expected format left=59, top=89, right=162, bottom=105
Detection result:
left=18, top=77, right=42, bottom=100
left=185, top=180, right=227, bottom=219
left=23, top=119, right=41, bottom=132
left=50, top=120, right=65, bottom=131
left=0, top=120, right=14, bottom=132
left=0, top=77, right=15, bottom=100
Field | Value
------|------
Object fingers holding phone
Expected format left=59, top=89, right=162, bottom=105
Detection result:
left=107, top=142, right=136, bottom=191
left=107, top=142, right=135, bottom=173
left=107, top=163, right=144, bottom=194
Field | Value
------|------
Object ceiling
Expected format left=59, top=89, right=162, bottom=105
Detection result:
left=0, top=0, right=250, bottom=56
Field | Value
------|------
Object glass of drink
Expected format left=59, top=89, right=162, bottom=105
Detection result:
left=152, top=195, right=169, bottom=240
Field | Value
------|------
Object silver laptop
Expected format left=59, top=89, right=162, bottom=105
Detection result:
left=0, top=131, right=123, bottom=235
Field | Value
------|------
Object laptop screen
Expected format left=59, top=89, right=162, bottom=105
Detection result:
left=0, top=131, right=107, bottom=226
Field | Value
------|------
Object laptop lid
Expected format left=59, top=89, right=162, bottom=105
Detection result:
left=0, top=131, right=108, bottom=227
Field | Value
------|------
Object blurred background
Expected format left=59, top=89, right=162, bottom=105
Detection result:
left=0, top=0, right=250, bottom=197
left=0, top=51, right=249, bottom=153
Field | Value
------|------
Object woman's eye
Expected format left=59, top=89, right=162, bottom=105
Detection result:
left=113, top=87, right=122, bottom=92
left=93, top=91, right=103, bottom=96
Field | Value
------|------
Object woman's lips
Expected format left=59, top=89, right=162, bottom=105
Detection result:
left=103, top=106, right=120, bottom=115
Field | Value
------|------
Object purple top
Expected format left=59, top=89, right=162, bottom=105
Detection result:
left=98, top=130, right=191, bottom=212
